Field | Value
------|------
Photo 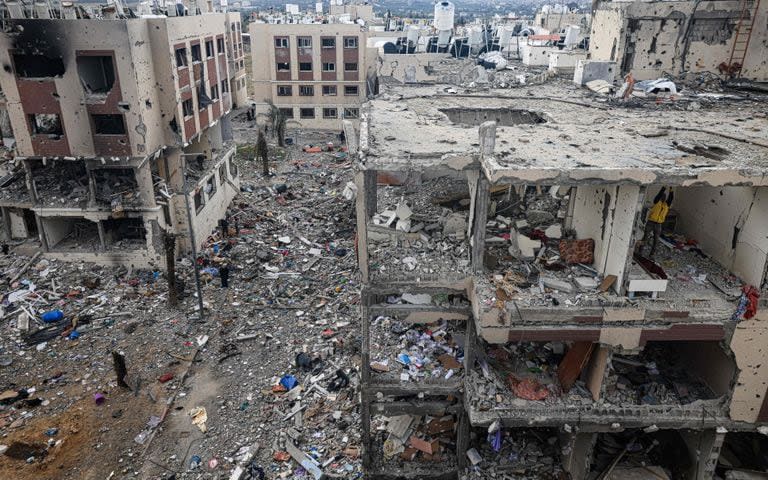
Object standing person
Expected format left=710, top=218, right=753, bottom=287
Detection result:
left=219, top=261, right=230, bottom=288
left=256, top=130, right=269, bottom=176
left=644, top=187, right=674, bottom=257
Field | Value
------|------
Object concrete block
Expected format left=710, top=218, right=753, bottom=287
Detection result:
left=573, top=60, right=617, bottom=86
left=542, top=276, right=575, bottom=293
left=401, top=293, right=432, bottom=305
left=574, top=276, right=598, bottom=290
left=544, top=224, right=562, bottom=239
left=443, top=212, right=468, bottom=236
left=514, top=233, right=541, bottom=259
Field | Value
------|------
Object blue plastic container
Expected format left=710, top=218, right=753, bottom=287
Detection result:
left=41, top=310, right=64, bottom=323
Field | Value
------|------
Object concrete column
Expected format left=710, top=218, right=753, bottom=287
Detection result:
left=355, top=170, right=371, bottom=283
left=561, top=432, right=595, bottom=480
left=620, top=185, right=647, bottom=295
left=22, top=160, right=36, bottom=204
left=96, top=220, right=107, bottom=251
left=364, top=169, right=376, bottom=218
left=1, top=207, right=11, bottom=241
left=680, top=429, right=723, bottom=480
left=478, top=120, right=497, bottom=157
left=360, top=289, right=373, bottom=470
left=471, top=175, right=489, bottom=274
left=85, top=165, right=97, bottom=208
left=35, top=215, right=48, bottom=252
left=134, top=163, right=157, bottom=209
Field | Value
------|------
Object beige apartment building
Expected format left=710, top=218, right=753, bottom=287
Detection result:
left=250, top=22, right=369, bottom=130
left=0, top=5, right=247, bottom=267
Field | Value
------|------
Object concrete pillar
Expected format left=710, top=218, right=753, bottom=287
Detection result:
left=35, top=215, right=48, bottom=252
left=360, top=289, right=373, bottom=470
left=471, top=175, right=489, bottom=273
left=1, top=207, right=11, bottom=241
left=134, top=163, right=157, bottom=208
left=96, top=220, right=107, bottom=251
left=85, top=165, right=97, bottom=208
left=478, top=120, right=497, bottom=157
left=679, top=429, right=723, bottom=480
left=561, top=432, right=595, bottom=480
left=0, top=108, right=12, bottom=140
left=364, top=169, right=376, bottom=218
left=355, top=170, right=372, bottom=283
left=22, top=160, right=36, bottom=204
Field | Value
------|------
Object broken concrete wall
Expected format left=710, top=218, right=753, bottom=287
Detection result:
left=571, top=185, right=639, bottom=292
left=41, top=216, right=79, bottom=248
left=671, top=187, right=768, bottom=288
left=520, top=43, right=553, bottom=67
left=376, top=53, right=454, bottom=84
left=589, top=0, right=768, bottom=81
left=729, top=310, right=768, bottom=423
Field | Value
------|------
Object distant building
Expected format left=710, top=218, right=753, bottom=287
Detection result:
left=250, top=22, right=370, bottom=129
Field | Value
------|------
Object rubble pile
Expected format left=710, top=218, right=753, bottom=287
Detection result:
left=374, top=413, right=458, bottom=469
left=369, top=178, right=471, bottom=279
left=604, top=344, right=717, bottom=406
left=31, top=161, right=89, bottom=208
left=469, top=341, right=593, bottom=411
left=369, top=315, right=464, bottom=384
left=590, top=431, right=684, bottom=480
left=0, top=129, right=364, bottom=479
left=484, top=186, right=610, bottom=307
left=92, top=170, right=142, bottom=207
left=464, top=426, right=565, bottom=479
left=0, top=164, right=29, bottom=203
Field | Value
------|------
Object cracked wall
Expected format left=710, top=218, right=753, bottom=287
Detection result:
left=589, top=0, right=768, bottom=81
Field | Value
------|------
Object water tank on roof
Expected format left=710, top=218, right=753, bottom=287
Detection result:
left=406, top=24, right=420, bottom=45
left=468, top=25, right=482, bottom=47
left=434, top=1, right=455, bottom=32
left=498, top=25, right=515, bottom=46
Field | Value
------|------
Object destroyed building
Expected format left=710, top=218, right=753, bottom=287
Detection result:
left=349, top=82, right=768, bottom=479
left=0, top=2, right=247, bottom=266
left=588, top=0, right=768, bottom=80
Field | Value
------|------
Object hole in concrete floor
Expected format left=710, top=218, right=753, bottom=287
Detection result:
left=439, top=107, right=547, bottom=126
left=4, top=441, right=48, bottom=460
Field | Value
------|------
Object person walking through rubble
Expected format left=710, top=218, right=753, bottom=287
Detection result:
left=644, top=186, right=674, bottom=257
left=219, top=260, right=230, bottom=288
left=256, top=129, right=269, bottom=176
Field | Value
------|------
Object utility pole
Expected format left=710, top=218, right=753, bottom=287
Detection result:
left=164, top=232, right=178, bottom=307
left=180, top=153, right=206, bottom=322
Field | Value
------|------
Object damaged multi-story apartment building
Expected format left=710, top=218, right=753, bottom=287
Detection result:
left=586, top=0, right=768, bottom=80
left=0, top=0, right=247, bottom=266
left=349, top=77, right=768, bottom=478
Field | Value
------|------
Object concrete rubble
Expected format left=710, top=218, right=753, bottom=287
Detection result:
left=0, top=128, right=364, bottom=479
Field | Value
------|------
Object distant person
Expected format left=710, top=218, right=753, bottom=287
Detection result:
left=644, top=187, right=674, bottom=257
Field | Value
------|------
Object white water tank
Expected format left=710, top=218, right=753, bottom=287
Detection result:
left=434, top=1, right=455, bottom=32
left=316, top=2, right=323, bottom=13
left=498, top=25, right=515, bottom=47
left=406, top=25, right=420, bottom=45
left=468, top=25, right=482, bottom=47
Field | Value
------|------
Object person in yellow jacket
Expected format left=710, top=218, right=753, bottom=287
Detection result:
left=644, top=187, right=674, bottom=257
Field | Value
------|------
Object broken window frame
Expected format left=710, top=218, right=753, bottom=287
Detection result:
left=274, top=37, right=289, bottom=48
left=299, top=62, right=313, bottom=72
left=321, top=37, right=336, bottom=48
left=216, top=37, right=226, bottom=54
left=205, top=175, right=217, bottom=199
left=299, top=85, right=314, bottom=96
left=29, top=113, right=64, bottom=136
left=182, top=98, right=194, bottom=117
left=210, top=84, right=219, bottom=101
left=193, top=188, right=205, bottom=214
left=76, top=55, right=116, bottom=95
left=344, top=85, right=359, bottom=96
left=220, top=80, right=229, bottom=94
left=219, top=163, right=227, bottom=185
left=343, top=36, right=358, bottom=48
left=276, top=62, right=290, bottom=72
left=323, top=107, right=337, bottom=119
left=343, top=108, right=359, bottom=119
left=229, top=157, right=238, bottom=177
left=205, top=40, right=215, bottom=58
left=12, top=53, right=65, bottom=78
left=322, top=62, right=335, bottom=72
left=300, top=108, right=315, bottom=119
left=175, top=47, right=188, bottom=68
left=91, top=114, right=126, bottom=135
left=191, top=44, right=202, bottom=63
left=279, top=108, right=294, bottom=119
left=277, top=85, right=292, bottom=96
left=344, top=62, right=358, bottom=72
left=322, top=85, right=337, bottom=96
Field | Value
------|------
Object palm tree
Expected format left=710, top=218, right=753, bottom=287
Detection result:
left=265, top=100, right=287, bottom=147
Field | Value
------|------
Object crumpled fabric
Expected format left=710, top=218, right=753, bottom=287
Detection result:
left=508, top=375, right=550, bottom=401
left=732, top=285, right=760, bottom=321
